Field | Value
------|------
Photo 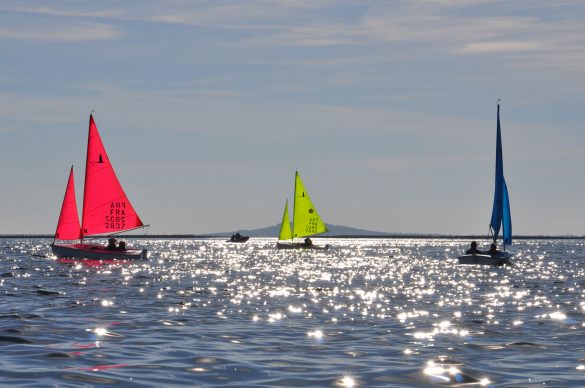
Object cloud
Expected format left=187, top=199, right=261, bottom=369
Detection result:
left=454, top=41, right=545, bottom=54
left=222, top=0, right=585, bottom=76
left=143, top=0, right=340, bottom=28
left=2, top=1, right=583, bottom=62
left=0, top=5, right=122, bottom=18
left=0, top=22, right=123, bottom=42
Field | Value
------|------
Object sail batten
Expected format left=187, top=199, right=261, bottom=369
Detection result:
left=80, top=114, right=143, bottom=237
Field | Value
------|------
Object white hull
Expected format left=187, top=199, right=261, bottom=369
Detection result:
left=457, top=252, right=511, bottom=266
left=51, top=243, right=147, bottom=260
left=276, top=242, right=329, bottom=250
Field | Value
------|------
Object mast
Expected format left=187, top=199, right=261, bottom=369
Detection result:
left=80, top=114, right=93, bottom=242
left=292, top=171, right=298, bottom=242
left=489, top=100, right=503, bottom=243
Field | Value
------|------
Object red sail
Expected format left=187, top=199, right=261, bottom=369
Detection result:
left=81, top=114, right=143, bottom=237
left=55, top=166, right=82, bottom=240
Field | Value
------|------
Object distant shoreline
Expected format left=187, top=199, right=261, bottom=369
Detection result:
left=1, top=234, right=583, bottom=240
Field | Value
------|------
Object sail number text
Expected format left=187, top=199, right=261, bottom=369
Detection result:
left=105, top=202, right=126, bottom=229
left=305, top=217, right=319, bottom=234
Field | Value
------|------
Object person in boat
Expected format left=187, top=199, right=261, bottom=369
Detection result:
left=465, top=241, right=483, bottom=255
left=488, top=243, right=500, bottom=255
left=106, top=238, right=117, bottom=250
left=116, top=241, right=127, bottom=251
left=304, top=237, right=313, bottom=246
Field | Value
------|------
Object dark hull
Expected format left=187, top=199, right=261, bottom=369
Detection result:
left=226, top=236, right=250, bottom=243
left=51, top=243, right=147, bottom=260
left=457, top=252, right=511, bottom=266
left=276, top=242, right=329, bottom=251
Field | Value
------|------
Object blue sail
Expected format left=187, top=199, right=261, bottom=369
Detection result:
left=489, top=102, right=512, bottom=246
left=502, top=178, right=512, bottom=245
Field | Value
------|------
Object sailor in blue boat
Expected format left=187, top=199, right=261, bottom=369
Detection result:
left=487, top=243, right=500, bottom=255
left=465, top=241, right=483, bottom=255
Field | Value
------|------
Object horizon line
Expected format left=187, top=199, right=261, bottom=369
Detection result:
left=1, top=234, right=584, bottom=240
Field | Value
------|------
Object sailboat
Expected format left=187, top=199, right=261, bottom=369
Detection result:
left=51, top=114, right=148, bottom=260
left=459, top=101, right=512, bottom=266
left=276, top=171, right=330, bottom=250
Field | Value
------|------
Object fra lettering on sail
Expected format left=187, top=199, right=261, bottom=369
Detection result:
left=105, top=202, right=126, bottom=229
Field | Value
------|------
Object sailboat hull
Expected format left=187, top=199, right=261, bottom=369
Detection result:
left=276, top=242, right=329, bottom=250
left=457, top=252, right=511, bottom=266
left=51, top=243, right=147, bottom=260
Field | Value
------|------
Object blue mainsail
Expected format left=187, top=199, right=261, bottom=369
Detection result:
left=489, top=102, right=512, bottom=246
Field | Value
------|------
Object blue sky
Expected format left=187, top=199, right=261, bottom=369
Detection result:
left=1, top=0, right=584, bottom=235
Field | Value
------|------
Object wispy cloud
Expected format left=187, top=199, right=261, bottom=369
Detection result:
left=0, top=5, right=122, bottom=18
left=73, top=81, right=248, bottom=101
left=454, top=41, right=545, bottom=54
left=2, top=1, right=584, bottom=63
left=0, top=22, right=123, bottom=42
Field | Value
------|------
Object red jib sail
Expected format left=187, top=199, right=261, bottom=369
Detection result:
left=54, top=166, right=82, bottom=240
left=81, top=114, right=143, bottom=237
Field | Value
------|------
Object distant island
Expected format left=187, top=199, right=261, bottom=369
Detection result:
left=217, top=223, right=389, bottom=237
left=203, top=224, right=585, bottom=239
left=1, top=224, right=583, bottom=239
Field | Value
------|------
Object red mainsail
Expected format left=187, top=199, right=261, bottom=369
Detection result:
left=81, top=115, right=143, bottom=237
left=54, top=166, right=82, bottom=240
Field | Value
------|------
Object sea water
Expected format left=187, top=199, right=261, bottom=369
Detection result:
left=1, top=238, right=584, bottom=387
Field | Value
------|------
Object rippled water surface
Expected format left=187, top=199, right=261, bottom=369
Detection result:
left=1, top=238, right=585, bottom=387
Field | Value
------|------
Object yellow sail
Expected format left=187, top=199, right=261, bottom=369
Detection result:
left=278, top=200, right=293, bottom=241
left=293, top=171, right=328, bottom=238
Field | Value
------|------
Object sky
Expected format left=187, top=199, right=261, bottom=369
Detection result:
left=0, top=0, right=584, bottom=236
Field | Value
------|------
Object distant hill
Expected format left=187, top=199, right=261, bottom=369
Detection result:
left=216, top=224, right=388, bottom=237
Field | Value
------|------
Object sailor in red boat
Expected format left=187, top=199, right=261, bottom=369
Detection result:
left=106, top=238, right=117, bottom=250
left=116, top=241, right=127, bottom=251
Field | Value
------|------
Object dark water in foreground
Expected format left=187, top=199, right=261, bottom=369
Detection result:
left=1, top=238, right=584, bottom=387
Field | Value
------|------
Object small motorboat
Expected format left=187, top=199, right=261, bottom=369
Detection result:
left=227, top=234, right=249, bottom=243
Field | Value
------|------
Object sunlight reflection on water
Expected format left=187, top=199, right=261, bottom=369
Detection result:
left=1, top=238, right=585, bottom=386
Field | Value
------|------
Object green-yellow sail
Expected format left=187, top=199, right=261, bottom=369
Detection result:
left=293, top=171, right=328, bottom=238
left=278, top=199, right=293, bottom=241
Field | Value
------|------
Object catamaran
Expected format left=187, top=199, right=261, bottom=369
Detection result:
left=51, top=114, right=148, bottom=260
left=277, top=171, right=329, bottom=250
left=459, top=101, right=512, bottom=266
